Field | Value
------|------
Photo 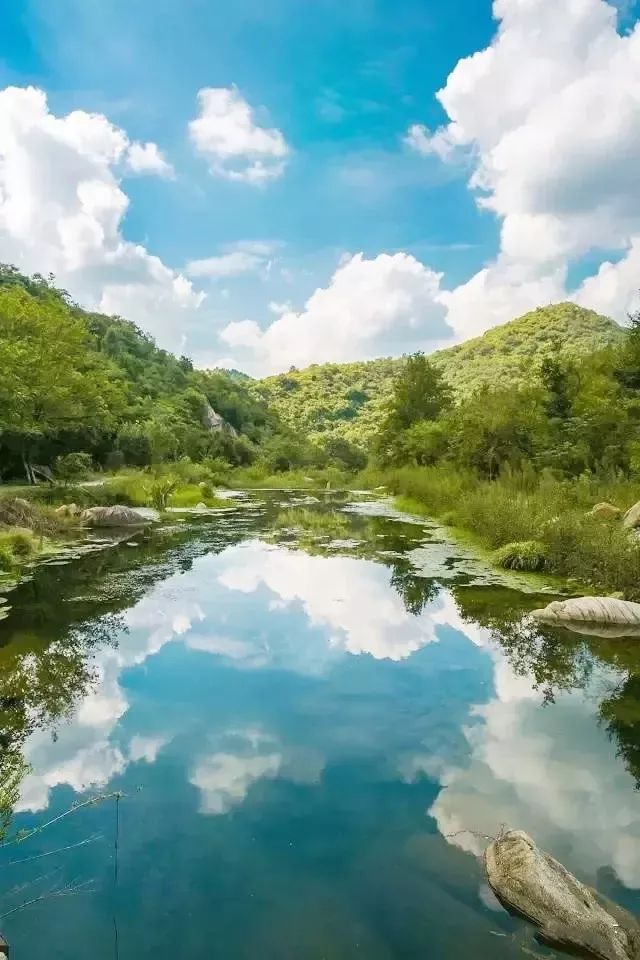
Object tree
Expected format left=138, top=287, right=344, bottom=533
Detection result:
left=0, top=286, right=122, bottom=481
left=376, top=353, right=452, bottom=464
left=540, top=354, right=574, bottom=420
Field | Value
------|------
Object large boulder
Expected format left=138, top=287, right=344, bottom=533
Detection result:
left=81, top=505, right=150, bottom=528
left=485, top=830, right=640, bottom=960
left=623, top=501, right=640, bottom=529
left=591, top=502, right=622, bottom=520
left=531, top=596, right=640, bottom=636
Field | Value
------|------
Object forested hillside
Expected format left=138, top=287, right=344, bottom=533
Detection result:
left=0, top=265, right=284, bottom=482
left=253, top=303, right=623, bottom=447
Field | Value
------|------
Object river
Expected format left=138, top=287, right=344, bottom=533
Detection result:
left=1, top=490, right=639, bottom=958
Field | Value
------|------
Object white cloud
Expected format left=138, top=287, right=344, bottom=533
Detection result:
left=268, top=300, right=291, bottom=315
left=405, top=0, right=640, bottom=336
left=403, top=123, right=459, bottom=162
left=219, top=252, right=451, bottom=374
left=187, top=250, right=264, bottom=279
left=125, top=140, right=174, bottom=178
left=189, top=86, right=289, bottom=185
left=0, top=85, right=203, bottom=354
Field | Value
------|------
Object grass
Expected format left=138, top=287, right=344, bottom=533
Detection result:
left=363, top=464, right=640, bottom=599
left=493, top=540, right=549, bottom=572
left=0, top=527, right=41, bottom=572
left=228, top=465, right=352, bottom=489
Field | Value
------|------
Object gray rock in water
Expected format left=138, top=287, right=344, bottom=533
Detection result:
left=531, top=596, right=640, bottom=633
left=81, top=505, right=150, bottom=528
left=485, top=830, right=640, bottom=960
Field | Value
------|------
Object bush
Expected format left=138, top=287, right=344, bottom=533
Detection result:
left=494, top=540, right=549, bottom=571
left=5, top=528, right=38, bottom=558
left=54, top=452, right=93, bottom=484
left=145, top=475, right=179, bottom=510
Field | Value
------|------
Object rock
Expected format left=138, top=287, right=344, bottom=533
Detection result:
left=202, top=402, right=238, bottom=437
left=195, top=502, right=207, bottom=510
left=623, top=501, right=640, bottom=529
left=591, top=502, right=622, bottom=520
left=485, top=830, right=640, bottom=960
left=531, top=596, right=640, bottom=637
left=81, top=505, right=150, bottom=528
left=55, top=503, right=81, bottom=518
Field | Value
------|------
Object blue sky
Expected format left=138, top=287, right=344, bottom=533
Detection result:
left=1, top=0, right=639, bottom=373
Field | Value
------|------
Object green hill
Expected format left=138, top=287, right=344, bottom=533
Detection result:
left=0, top=264, right=280, bottom=481
left=252, top=303, right=624, bottom=447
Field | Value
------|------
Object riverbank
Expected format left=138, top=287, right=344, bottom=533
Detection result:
left=360, top=465, right=640, bottom=600
left=0, top=471, right=238, bottom=590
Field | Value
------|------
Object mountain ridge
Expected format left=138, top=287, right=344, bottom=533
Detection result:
left=252, top=302, right=624, bottom=447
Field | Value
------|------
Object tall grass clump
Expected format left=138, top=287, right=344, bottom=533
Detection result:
left=375, top=464, right=640, bottom=597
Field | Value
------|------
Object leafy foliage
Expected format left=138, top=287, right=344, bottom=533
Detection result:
left=0, top=265, right=290, bottom=481
left=253, top=303, right=623, bottom=446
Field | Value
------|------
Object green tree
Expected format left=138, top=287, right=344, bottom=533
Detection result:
left=376, top=353, right=452, bottom=465
left=0, top=286, right=121, bottom=481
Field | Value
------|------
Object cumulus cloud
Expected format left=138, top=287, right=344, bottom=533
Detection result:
left=0, top=85, right=203, bottom=353
left=125, top=140, right=174, bottom=178
left=219, top=252, right=451, bottom=373
left=405, top=0, right=640, bottom=336
left=189, top=86, right=289, bottom=185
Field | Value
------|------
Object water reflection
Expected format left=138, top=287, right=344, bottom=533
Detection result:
left=1, top=493, right=640, bottom=957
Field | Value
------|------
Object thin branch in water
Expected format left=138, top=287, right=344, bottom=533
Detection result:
left=4, top=834, right=103, bottom=867
left=0, top=791, right=124, bottom=849
left=0, top=878, right=97, bottom=920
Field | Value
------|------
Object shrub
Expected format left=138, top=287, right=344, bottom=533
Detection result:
left=145, top=475, right=179, bottom=511
left=54, top=452, right=93, bottom=484
left=0, top=541, right=15, bottom=571
left=5, top=528, right=37, bottom=558
left=494, top=540, right=549, bottom=571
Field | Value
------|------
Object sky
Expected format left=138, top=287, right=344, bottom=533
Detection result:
left=0, top=0, right=639, bottom=375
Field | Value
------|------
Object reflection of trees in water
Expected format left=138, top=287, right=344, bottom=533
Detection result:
left=0, top=516, right=263, bottom=835
left=268, top=505, right=437, bottom=618
left=0, top=612, right=124, bottom=838
left=453, top=583, right=640, bottom=787
left=390, top=562, right=440, bottom=617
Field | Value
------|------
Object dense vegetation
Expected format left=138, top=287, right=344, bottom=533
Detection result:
left=4, top=259, right=640, bottom=596
left=366, top=311, right=640, bottom=595
left=253, top=303, right=623, bottom=447
left=0, top=265, right=339, bottom=483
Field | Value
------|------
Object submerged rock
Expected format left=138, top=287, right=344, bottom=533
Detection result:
left=81, top=505, right=150, bottom=528
left=591, top=502, right=622, bottom=520
left=531, top=596, right=640, bottom=634
left=485, top=830, right=640, bottom=960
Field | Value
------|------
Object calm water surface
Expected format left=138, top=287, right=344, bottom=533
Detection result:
left=1, top=491, right=639, bottom=959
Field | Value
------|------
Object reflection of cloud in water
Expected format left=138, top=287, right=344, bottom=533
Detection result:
left=218, top=541, right=439, bottom=661
left=16, top=589, right=197, bottom=811
left=423, top=598, right=640, bottom=890
left=190, top=728, right=324, bottom=816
